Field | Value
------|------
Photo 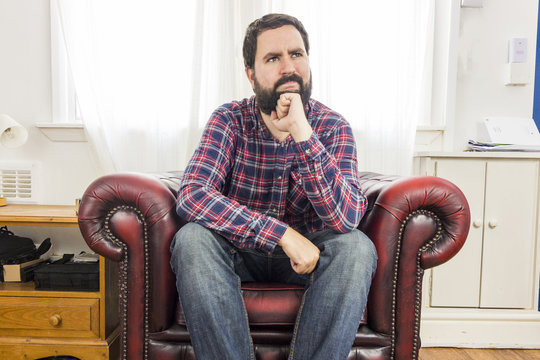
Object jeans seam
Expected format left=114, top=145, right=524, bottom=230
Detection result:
left=237, top=269, right=255, bottom=360
left=288, top=272, right=314, bottom=360
left=229, top=247, right=254, bottom=360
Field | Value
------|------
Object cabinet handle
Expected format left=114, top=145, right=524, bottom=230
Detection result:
left=473, top=219, right=483, bottom=228
left=488, top=219, right=498, bottom=229
left=49, top=314, right=62, bottom=327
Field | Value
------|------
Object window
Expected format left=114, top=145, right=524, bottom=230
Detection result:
left=50, top=1, right=450, bottom=173
left=39, top=1, right=85, bottom=143
left=50, top=1, right=81, bottom=124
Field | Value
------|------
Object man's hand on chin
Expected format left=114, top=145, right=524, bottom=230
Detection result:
left=271, top=93, right=313, bottom=142
left=278, top=227, right=320, bottom=274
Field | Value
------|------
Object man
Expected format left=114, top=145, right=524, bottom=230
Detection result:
left=171, top=13, right=377, bottom=360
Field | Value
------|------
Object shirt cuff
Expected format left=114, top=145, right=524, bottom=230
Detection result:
left=295, top=132, right=325, bottom=161
left=254, top=215, right=288, bottom=253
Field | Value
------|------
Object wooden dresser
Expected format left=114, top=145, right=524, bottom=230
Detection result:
left=0, top=204, right=119, bottom=360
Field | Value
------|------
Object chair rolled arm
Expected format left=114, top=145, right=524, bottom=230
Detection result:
left=78, top=172, right=184, bottom=359
left=363, top=175, right=470, bottom=269
left=359, top=173, right=470, bottom=359
left=78, top=172, right=183, bottom=260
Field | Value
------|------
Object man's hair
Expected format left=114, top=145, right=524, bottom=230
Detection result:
left=242, top=13, right=310, bottom=69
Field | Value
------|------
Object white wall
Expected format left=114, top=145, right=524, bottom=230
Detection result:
left=452, top=0, right=539, bottom=150
left=0, top=0, right=99, bottom=206
left=0, top=0, right=100, bottom=255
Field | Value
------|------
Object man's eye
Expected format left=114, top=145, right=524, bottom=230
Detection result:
left=267, top=57, right=277, bottom=63
left=292, top=52, right=303, bottom=58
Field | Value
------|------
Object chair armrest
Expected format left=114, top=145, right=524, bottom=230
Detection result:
left=358, top=172, right=470, bottom=359
left=78, top=172, right=184, bottom=359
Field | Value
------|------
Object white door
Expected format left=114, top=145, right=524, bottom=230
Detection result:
left=479, top=160, right=539, bottom=309
left=430, top=159, right=486, bottom=307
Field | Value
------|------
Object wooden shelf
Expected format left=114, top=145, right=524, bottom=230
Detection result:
left=0, top=204, right=78, bottom=227
left=0, top=281, right=100, bottom=298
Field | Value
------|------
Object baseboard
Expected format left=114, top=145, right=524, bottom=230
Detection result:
left=420, top=308, right=540, bottom=348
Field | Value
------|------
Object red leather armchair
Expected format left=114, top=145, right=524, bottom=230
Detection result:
left=78, top=171, right=470, bottom=360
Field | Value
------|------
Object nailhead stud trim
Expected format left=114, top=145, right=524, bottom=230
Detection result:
left=390, top=209, right=442, bottom=360
left=105, top=205, right=150, bottom=360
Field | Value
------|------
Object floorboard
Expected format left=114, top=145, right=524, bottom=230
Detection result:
left=419, top=348, right=540, bottom=360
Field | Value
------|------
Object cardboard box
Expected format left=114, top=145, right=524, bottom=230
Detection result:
left=3, top=258, right=44, bottom=282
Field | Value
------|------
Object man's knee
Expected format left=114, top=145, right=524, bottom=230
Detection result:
left=170, top=222, right=224, bottom=273
left=350, top=230, right=377, bottom=267
left=331, top=230, right=378, bottom=278
left=171, top=222, right=219, bottom=255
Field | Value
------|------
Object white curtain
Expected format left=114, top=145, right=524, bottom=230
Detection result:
left=55, top=0, right=433, bottom=176
left=278, top=1, right=434, bottom=175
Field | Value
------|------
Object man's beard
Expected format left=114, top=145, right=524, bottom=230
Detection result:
left=254, top=72, right=312, bottom=115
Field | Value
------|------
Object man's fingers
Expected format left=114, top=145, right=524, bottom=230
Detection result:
left=279, top=93, right=295, bottom=103
left=291, top=261, right=309, bottom=274
left=276, top=99, right=291, bottom=119
left=290, top=257, right=319, bottom=274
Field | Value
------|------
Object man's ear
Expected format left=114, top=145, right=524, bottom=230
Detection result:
left=245, top=67, right=255, bottom=89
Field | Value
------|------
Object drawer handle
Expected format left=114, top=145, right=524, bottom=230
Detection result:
left=49, top=314, right=62, bottom=327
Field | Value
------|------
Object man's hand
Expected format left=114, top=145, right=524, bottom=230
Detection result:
left=270, top=93, right=313, bottom=142
left=278, top=227, right=320, bottom=274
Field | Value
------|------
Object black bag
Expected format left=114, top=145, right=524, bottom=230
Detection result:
left=0, top=226, right=51, bottom=265
left=34, top=254, right=99, bottom=291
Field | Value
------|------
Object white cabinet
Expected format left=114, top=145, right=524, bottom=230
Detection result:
left=415, top=153, right=540, bottom=347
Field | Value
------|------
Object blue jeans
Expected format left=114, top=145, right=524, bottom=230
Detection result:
left=170, top=222, right=377, bottom=360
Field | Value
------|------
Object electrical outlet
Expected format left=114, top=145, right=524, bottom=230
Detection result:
left=509, top=38, right=528, bottom=63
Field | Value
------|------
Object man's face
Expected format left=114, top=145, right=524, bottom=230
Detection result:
left=246, top=25, right=312, bottom=115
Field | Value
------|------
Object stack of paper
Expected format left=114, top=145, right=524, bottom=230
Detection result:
left=468, top=118, right=540, bottom=152
left=468, top=140, right=540, bottom=152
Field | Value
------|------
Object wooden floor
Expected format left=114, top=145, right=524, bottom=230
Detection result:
left=419, top=348, right=540, bottom=360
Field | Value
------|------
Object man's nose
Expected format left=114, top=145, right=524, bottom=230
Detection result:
left=280, top=56, right=295, bottom=75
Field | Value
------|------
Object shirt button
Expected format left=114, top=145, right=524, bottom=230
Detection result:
left=305, top=149, right=311, bottom=154
left=317, top=176, right=322, bottom=180
left=273, top=208, right=278, bottom=213
left=277, top=176, right=282, bottom=180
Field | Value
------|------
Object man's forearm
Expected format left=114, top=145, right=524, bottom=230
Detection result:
left=295, top=134, right=367, bottom=233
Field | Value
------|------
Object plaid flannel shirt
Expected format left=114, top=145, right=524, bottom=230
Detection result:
left=176, top=96, right=367, bottom=253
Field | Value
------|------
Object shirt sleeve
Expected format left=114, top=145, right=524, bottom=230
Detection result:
left=294, top=123, right=367, bottom=233
left=176, top=110, right=288, bottom=253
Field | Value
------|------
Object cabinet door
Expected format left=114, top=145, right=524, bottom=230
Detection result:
left=480, top=160, right=539, bottom=309
left=430, top=159, right=486, bottom=307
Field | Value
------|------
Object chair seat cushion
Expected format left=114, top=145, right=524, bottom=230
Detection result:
left=176, top=282, right=305, bottom=326
left=176, top=282, right=367, bottom=327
